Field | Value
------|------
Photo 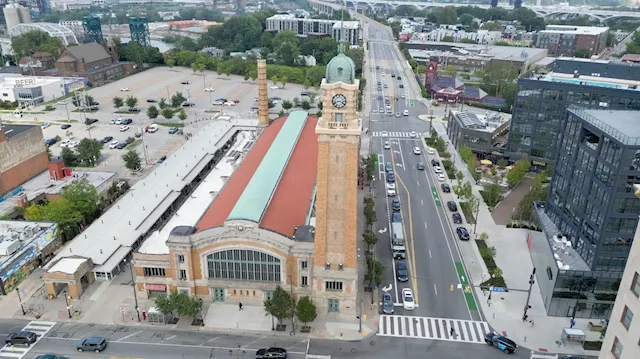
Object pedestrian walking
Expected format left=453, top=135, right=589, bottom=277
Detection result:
left=570, top=318, right=576, bottom=328
left=239, top=302, right=243, bottom=311
left=529, top=319, right=534, bottom=327
left=450, top=327, right=455, bottom=337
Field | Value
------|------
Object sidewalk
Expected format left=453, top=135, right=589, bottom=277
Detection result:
left=429, top=122, right=601, bottom=356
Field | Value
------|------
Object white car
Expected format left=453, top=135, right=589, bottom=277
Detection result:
left=119, top=125, right=130, bottom=132
left=384, top=141, right=390, bottom=150
left=270, top=85, right=279, bottom=89
left=147, top=124, right=158, bottom=133
left=410, top=131, right=416, bottom=138
left=68, top=140, right=79, bottom=148
left=224, top=101, right=236, bottom=107
left=120, top=88, right=130, bottom=91
left=40, top=122, right=50, bottom=129
left=401, top=94, right=406, bottom=99
left=402, top=288, right=415, bottom=310
left=438, top=174, right=446, bottom=182
left=60, top=139, right=71, bottom=148
left=404, top=110, right=409, bottom=116
left=114, top=118, right=124, bottom=125
left=433, top=166, right=443, bottom=174
left=386, top=183, right=396, bottom=196
left=413, top=147, right=421, bottom=155
left=108, top=140, right=119, bottom=149
left=212, top=100, right=224, bottom=105
left=57, top=101, right=68, bottom=105
left=427, top=148, right=435, bottom=155
left=381, top=131, right=388, bottom=137
left=204, top=87, right=214, bottom=92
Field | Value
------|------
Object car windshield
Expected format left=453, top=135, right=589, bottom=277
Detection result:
left=404, top=294, right=413, bottom=302
left=397, top=269, right=408, bottom=276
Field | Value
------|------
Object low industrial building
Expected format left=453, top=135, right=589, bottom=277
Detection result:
left=446, top=110, right=510, bottom=160
left=0, top=221, right=57, bottom=296
left=530, top=107, right=640, bottom=319
left=0, top=76, right=86, bottom=106
left=0, top=124, right=48, bottom=197
left=41, top=119, right=257, bottom=298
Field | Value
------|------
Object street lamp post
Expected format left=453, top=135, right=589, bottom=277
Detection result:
left=288, top=273, right=294, bottom=334
left=165, top=85, right=170, bottom=100
left=15, top=288, right=25, bottom=315
left=63, top=103, right=70, bottom=122
left=127, top=260, right=141, bottom=322
left=198, top=298, right=204, bottom=326
left=63, top=289, right=72, bottom=319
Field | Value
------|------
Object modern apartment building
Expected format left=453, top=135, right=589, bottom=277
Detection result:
left=536, top=25, right=609, bottom=57
left=530, top=107, right=640, bottom=319
left=599, top=200, right=640, bottom=359
left=446, top=111, right=510, bottom=158
left=266, top=13, right=360, bottom=46
left=506, top=59, right=640, bottom=167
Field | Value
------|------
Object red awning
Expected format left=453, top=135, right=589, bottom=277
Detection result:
left=146, top=284, right=167, bottom=292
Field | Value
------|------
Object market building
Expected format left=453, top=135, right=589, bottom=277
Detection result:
left=0, top=76, right=86, bottom=106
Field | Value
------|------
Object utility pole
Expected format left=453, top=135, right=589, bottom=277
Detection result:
left=358, top=299, right=363, bottom=333
left=165, top=85, right=170, bottom=100
left=522, top=267, right=536, bottom=322
left=473, top=200, right=480, bottom=234
left=128, top=260, right=141, bottom=322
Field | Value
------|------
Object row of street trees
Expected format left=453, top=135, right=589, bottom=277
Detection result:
left=112, top=96, right=139, bottom=109
left=363, top=193, right=384, bottom=296
left=264, top=286, right=317, bottom=332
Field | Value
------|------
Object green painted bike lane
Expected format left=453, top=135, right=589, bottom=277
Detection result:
left=455, top=261, right=478, bottom=311
left=430, top=187, right=441, bottom=207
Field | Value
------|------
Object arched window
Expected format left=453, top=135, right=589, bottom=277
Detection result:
left=206, top=249, right=281, bottom=282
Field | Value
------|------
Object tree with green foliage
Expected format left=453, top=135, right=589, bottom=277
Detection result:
left=178, top=109, right=187, bottom=121
left=282, top=100, right=293, bottom=113
left=455, top=170, right=464, bottom=185
left=125, top=96, right=138, bottom=109
left=364, top=256, right=384, bottom=289
left=147, top=105, right=159, bottom=119
left=75, top=138, right=102, bottom=167
left=72, top=96, right=82, bottom=107
left=573, top=48, right=591, bottom=58
left=459, top=146, right=473, bottom=163
left=122, top=149, right=142, bottom=172
left=112, top=96, right=124, bottom=109
left=11, top=31, right=64, bottom=59
left=296, top=296, right=317, bottom=328
left=166, top=59, right=175, bottom=68
left=158, top=98, right=168, bottom=109
left=441, top=35, right=455, bottom=43
left=506, top=157, right=531, bottom=187
left=482, top=182, right=504, bottom=207
left=60, top=147, right=77, bottom=167
left=301, top=99, right=311, bottom=111
left=363, top=230, right=379, bottom=253
left=264, top=286, right=294, bottom=326
left=497, top=158, right=507, bottom=168
left=171, top=92, right=186, bottom=108
left=363, top=195, right=377, bottom=228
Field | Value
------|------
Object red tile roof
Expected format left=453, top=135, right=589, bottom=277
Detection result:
left=261, top=116, right=318, bottom=237
left=196, top=115, right=318, bottom=238
left=196, top=118, right=285, bottom=230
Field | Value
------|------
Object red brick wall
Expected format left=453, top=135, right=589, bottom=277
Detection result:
left=0, top=152, right=48, bottom=194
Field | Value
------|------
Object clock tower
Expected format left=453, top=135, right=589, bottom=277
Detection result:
left=312, top=43, right=361, bottom=317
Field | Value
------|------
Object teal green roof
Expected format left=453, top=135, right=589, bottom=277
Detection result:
left=326, top=43, right=356, bottom=84
left=227, top=111, right=308, bottom=223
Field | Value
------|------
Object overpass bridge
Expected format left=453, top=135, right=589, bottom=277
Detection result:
left=324, top=0, right=640, bottom=20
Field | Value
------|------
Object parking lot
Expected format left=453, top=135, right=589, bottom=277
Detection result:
left=18, top=67, right=317, bottom=177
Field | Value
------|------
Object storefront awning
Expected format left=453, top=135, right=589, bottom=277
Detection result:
left=480, top=160, right=492, bottom=165
left=146, top=284, right=167, bottom=291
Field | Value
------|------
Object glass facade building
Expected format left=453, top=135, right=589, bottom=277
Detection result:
left=506, top=59, right=640, bottom=166
left=531, top=107, right=640, bottom=318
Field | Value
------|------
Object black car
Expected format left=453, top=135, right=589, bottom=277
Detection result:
left=447, top=201, right=458, bottom=212
left=146, top=99, right=157, bottom=103
left=6, top=331, right=37, bottom=346
left=157, top=155, right=167, bottom=164
left=452, top=213, right=463, bottom=224
left=61, top=124, right=71, bottom=129
left=485, top=332, right=517, bottom=353
left=76, top=337, right=107, bottom=353
left=417, top=162, right=425, bottom=170
left=182, top=102, right=195, bottom=107
left=180, top=80, right=190, bottom=84
left=100, top=136, right=113, bottom=144
left=397, top=76, right=402, bottom=80
left=121, top=118, right=133, bottom=125
left=84, top=118, right=98, bottom=125
left=89, top=101, right=99, bottom=106
left=399, top=84, right=404, bottom=88
left=116, top=142, right=128, bottom=149
left=456, top=227, right=470, bottom=240
left=128, top=107, right=140, bottom=112
left=441, top=183, right=451, bottom=193
left=35, top=355, right=69, bottom=359
left=392, top=199, right=401, bottom=211
left=431, top=159, right=440, bottom=166
left=396, top=261, right=409, bottom=282
left=44, top=138, right=56, bottom=147
left=255, top=347, right=287, bottom=359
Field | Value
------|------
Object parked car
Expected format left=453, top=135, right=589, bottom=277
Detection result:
left=146, top=124, right=158, bottom=133
left=157, top=155, right=167, bottom=164
left=168, top=127, right=179, bottom=134
left=402, top=288, right=415, bottom=310
left=100, top=136, right=113, bottom=144
left=44, top=138, right=56, bottom=147
left=6, top=331, right=37, bottom=346
left=384, top=141, right=390, bottom=150
left=433, top=166, right=442, bottom=173
left=121, top=119, right=133, bottom=125
left=395, top=112, right=401, bottom=117
left=431, top=159, right=440, bottom=166
left=128, top=107, right=140, bottom=112
left=119, top=125, right=130, bottom=132
left=447, top=201, right=458, bottom=212
left=61, top=124, right=71, bottom=129
left=456, top=227, right=470, bottom=240
left=180, top=80, right=190, bottom=84
left=385, top=162, right=393, bottom=172
left=146, top=99, right=157, bottom=103
left=441, top=183, right=451, bottom=193
left=386, top=182, right=396, bottom=196
left=182, top=102, right=195, bottom=107
left=114, top=118, right=123, bottom=125
left=116, top=142, right=128, bottom=149
left=485, top=333, right=517, bottom=353
left=396, top=262, right=409, bottom=282
left=35, top=355, right=69, bottom=359
left=255, top=347, right=287, bottom=359
left=452, top=213, right=463, bottom=224
left=40, top=122, right=50, bottom=129
left=204, top=87, right=214, bottom=92
left=386, top=171, right=395, bottom=183
left=224, top=101, right=236, bottom=107
left=382, top=292, right=394, bottom=314
left=76, top=337, right=107, bottom=353
left=120, top=88, right=129, bottom=91
left=108, top=140, right=119, bottom=149
left=437, top=173, right=446, bottom=182
left=427, top=147, right=436, bottom=155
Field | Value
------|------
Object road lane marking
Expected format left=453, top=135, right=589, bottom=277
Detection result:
left=429, top=249, right=432, bottom=258
left=41, top=337, right=307, bottom=354
left=421, top=199, right=423, bottom=206
left=424, top=221, right=427, bottom=229
left=434, top=285, right=438, bottom=295
left=417, top=180, right=419, bottom=186
left=116, top=331, right=142, bottom=342
left=163, top=335, right=176, bottom=341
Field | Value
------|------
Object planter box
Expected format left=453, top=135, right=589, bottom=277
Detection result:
left=300, top=326, right=311, bottom=333
left=275, top=324, right=287, bottom=332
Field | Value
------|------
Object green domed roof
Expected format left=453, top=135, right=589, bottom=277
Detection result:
left=325, top=43, right=356, bottom=84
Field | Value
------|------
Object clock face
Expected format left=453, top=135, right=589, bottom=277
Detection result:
left=332, top=94, right=347, bottom=109
left=428, top=65, right=434, bottom=71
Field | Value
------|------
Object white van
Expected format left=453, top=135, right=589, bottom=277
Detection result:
left=147, top=124, right=158, bottom=133
left=12, top=110, right=23, bottom=118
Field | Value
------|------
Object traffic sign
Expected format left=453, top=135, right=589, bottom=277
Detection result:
left=120, top=307, right=126, bottom=313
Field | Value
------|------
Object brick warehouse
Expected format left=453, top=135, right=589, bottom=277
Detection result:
left=0, top=124, right=48, bottom=195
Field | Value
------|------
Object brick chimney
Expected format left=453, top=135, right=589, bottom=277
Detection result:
left=257, top=59, right=269, bottom=130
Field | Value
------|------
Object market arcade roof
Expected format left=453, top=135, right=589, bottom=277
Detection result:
left=197, top=111, right=318, bottom=238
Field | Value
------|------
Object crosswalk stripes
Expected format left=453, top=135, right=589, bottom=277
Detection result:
left=0, top=320, right=57, bottom=359
left=378, top=315, right=491, bottom=344
left=372, top=132, right=417, bottom=138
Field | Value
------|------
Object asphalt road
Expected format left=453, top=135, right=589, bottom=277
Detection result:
left=364, top=20, right=480, bottom=322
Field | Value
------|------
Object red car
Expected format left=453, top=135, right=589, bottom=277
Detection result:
left=233, top=99, right=240, bottom=103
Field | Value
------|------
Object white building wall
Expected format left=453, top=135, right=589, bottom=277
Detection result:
left=40, top=80, right=66, bottom=102
left=600, top=210, right=640, bottom=359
